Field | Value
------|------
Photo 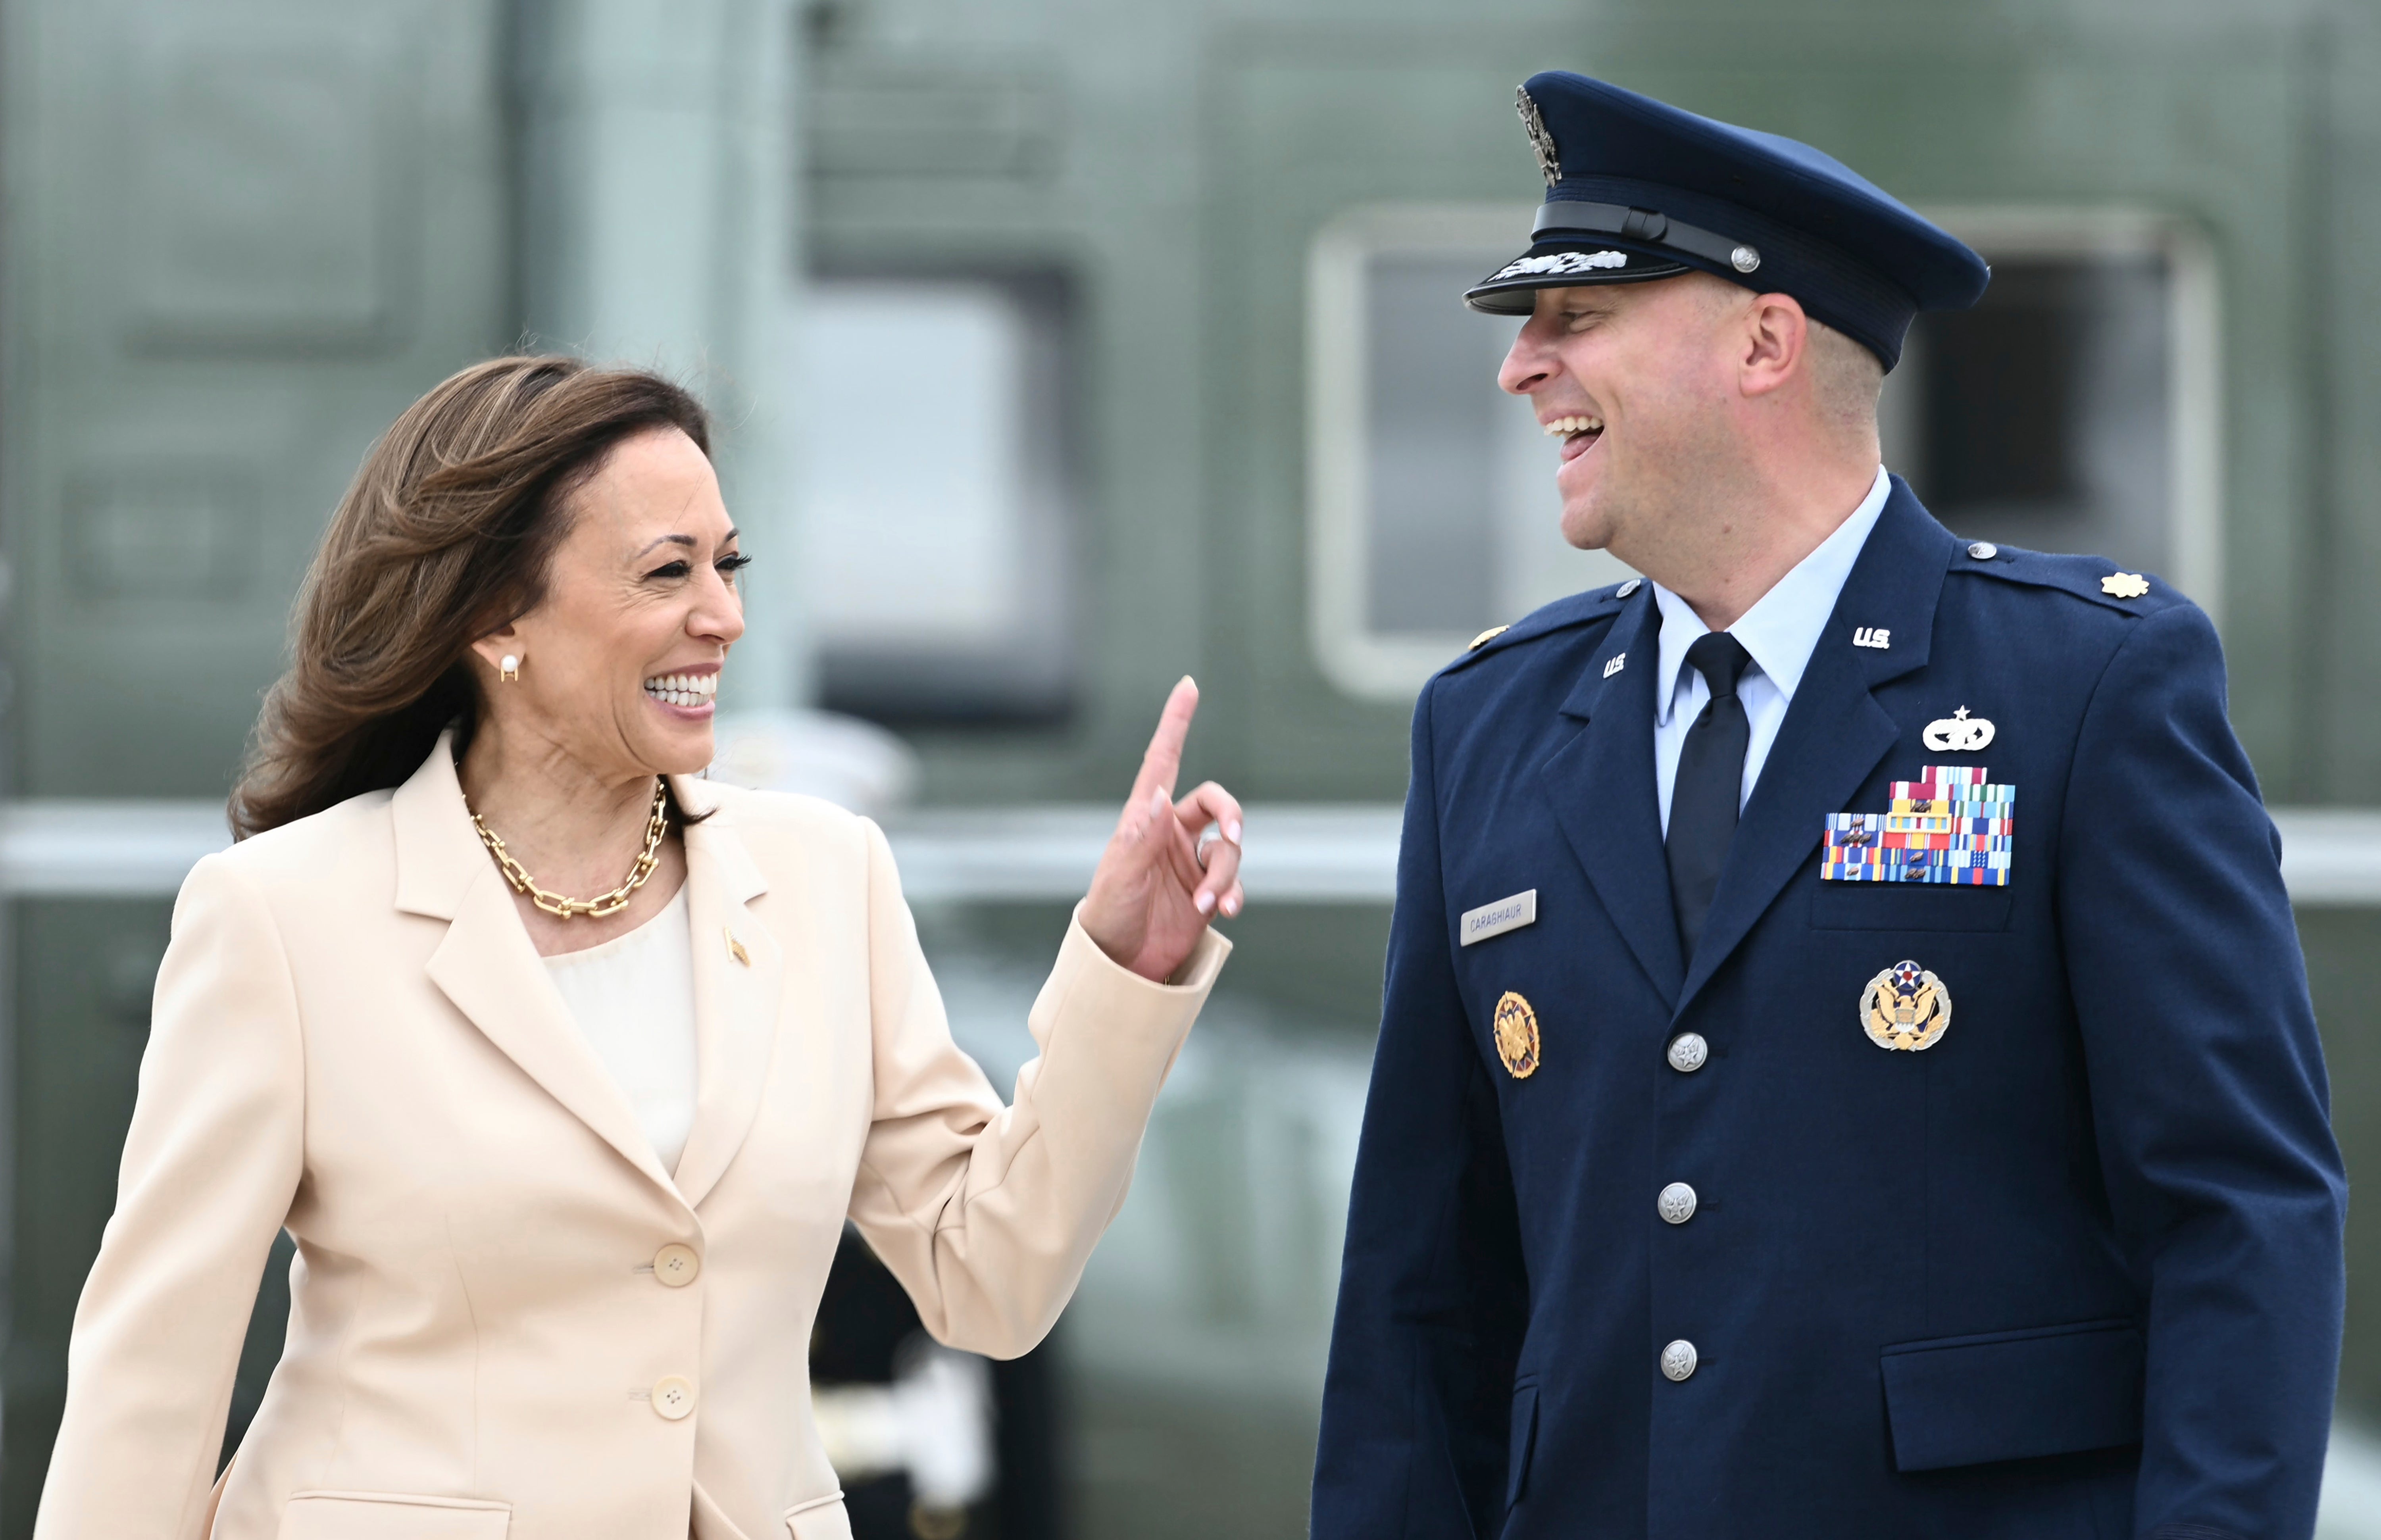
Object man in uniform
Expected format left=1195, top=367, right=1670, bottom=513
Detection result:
left=1313, top=72, right=2346, bottom=1540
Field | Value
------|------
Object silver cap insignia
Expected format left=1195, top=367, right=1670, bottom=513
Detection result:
left=1516, top=87, right=1562, bottom=186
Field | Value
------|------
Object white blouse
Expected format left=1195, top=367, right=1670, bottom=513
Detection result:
left=542, top=884, right=698, bottom=1175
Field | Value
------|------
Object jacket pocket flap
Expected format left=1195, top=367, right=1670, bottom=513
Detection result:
left=1810, top=882, right=2016, bottom=932
left=784, top=1494, right=854, bottom=1540
left=1881, top=1318, right=2143, bottom=1473
left=280, top=1492, right=510, bottom=1540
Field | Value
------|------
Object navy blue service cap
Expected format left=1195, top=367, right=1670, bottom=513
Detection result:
left=1464, top=72, right=1991, bottom=370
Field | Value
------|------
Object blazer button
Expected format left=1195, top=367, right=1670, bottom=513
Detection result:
left=1660, top=1340, right=1699, bottom=1382
left=652, top=1375, right=697, bottom=1420
left=1657, top=1182, right=1698, bottom=1224
left=1666, top=1033, right=1708, bottom=1073
left=654, top=1244, right=701, bottom=1287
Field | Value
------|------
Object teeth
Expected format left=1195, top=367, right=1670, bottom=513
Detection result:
left=642, top=672, right=719, bottom=708
left=1541, top=414, right=1605, bottom=436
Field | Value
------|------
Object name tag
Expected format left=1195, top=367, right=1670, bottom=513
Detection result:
left=1460, top=890, right=1537, bottom=946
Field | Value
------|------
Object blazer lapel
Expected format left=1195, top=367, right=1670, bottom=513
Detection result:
left=393, top=738, right=679, bottom=1196
left=667, top=782, right=785, bottom=1210
left=1537, top=590, right=1685, bottom=1008
left=1673, top=482, right=1953, bottom=1015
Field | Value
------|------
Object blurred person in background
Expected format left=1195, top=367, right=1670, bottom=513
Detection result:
left=34, top=355, right=1243, bottom=1540
left=1314, top=73, right=2345, bottom=1540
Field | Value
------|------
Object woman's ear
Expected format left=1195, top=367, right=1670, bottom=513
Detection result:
left=467, top=625, right=523, bottom=681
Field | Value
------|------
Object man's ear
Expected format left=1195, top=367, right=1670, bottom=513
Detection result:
left=1739, top=292, right=1810, bottom=400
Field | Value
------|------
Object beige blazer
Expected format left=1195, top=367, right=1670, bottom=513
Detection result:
left=35, top=737, right=1226, bottom=1540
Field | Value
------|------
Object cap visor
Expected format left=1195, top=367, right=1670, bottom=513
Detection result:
left=1462, top=241, right=1692, bottom=313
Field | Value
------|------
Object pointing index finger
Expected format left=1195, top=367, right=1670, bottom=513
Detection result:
left=1132, top=676, right=1199, bottom=801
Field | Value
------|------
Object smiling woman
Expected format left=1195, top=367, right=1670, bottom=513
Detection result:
left=35, top=355, right=1243, bottom=1540
left=226, top=359, right=723, bottom=838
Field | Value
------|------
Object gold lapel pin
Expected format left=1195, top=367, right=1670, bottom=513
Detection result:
left=725, top=929, right=750, bottom=967
left=1492, top=990, right=1541, bottom=1079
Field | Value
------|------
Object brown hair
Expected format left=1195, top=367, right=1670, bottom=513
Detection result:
left=231, top=356, right=710, bottom=838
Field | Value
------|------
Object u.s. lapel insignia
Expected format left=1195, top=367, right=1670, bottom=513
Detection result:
left=1862, top=959, right=1951, bottom=1051
left=2100, top=572, right=2150, bottom=600
left=1602, top=652, right=1625, bottom=679
left=1922, top=706, right=1995, bottom=753
left=1492, top=990, right=1541, bottom=1078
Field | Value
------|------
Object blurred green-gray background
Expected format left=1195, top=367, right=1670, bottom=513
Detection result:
left=7, top=0, right=2381, bottom=1535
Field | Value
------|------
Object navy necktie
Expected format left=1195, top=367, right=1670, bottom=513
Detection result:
left=1667, top=632, right=1754, bottom=960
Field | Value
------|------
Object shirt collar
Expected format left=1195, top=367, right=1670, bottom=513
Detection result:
left=1653, top=463, right=1892, bottom=725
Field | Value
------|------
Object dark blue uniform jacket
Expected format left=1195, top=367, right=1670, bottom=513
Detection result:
left=1313, top=482, right=2346, bottom=1540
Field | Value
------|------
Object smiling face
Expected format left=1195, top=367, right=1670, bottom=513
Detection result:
left=469, top=426, right=746, bottom=781
left=1496, top=273, right=1762, bottom=574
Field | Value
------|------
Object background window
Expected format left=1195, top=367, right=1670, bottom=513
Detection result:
left=1309, top=206, right=2223, bottom=701
left=797, top=272, right=1078, bottom=723
left=1307, top=205, right=1632, bottom=699
left=1880, top=208, right=2221, bottom=619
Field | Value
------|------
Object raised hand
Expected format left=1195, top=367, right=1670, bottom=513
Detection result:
left=1080, top=677, right=1244, bottom=982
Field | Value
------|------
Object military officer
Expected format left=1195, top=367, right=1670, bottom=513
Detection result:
left=1313, top=71, right=2345, bottom=1540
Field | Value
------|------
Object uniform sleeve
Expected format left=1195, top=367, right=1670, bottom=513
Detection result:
left=2057, top=603, right=2346, bottom=1540
left=35, top=854, right=306, bottom=1540
left=1313, top=681, right=1530, bottom=1539
left=844, top=817, right=1227, bottom=1359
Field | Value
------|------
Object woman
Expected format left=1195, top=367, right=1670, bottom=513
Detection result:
left=35, top=358, right=1243, bottom=1540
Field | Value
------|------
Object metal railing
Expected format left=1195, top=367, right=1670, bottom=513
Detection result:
left=2, top=800, right=2376, bottom=905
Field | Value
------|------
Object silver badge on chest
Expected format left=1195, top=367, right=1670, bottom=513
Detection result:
left=1922, top=706, right=1995, bottom=753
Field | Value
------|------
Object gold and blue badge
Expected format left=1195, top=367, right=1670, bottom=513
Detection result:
left=1493, top=991, right=1541, bottom=1079
left=1862, top=959, right=1952, bottom=1051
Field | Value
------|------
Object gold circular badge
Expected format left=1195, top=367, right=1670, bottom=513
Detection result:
left=1862, top=960, right=1952, bottom=1051
left=1493, top=991, right=1541, bottom=1078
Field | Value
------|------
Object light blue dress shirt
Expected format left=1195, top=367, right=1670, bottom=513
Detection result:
left=1652, top=463, right=1892, bottom=836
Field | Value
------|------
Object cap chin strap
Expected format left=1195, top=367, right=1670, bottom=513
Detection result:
left=1533, top=200, right=1761, bottom=276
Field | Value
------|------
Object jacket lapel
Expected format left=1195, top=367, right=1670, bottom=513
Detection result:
left=668, top=781, right=785, bottom=1210
left=1673, top=481, right=1952, bottom=1015
left=1537, top=589, right=1685, bottom=1008
left=393, top=737, right=679, bottom=1197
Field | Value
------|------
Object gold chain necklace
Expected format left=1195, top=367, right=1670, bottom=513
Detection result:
left=469, top=779, right=670, bottom=919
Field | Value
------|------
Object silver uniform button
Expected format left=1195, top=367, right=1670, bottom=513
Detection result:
left=1657, top=1182, right=1698, bottom=1225
left=1666, top=1033, right=1708, bottom=1073
left=1661, top=1340, right=1699, bottom=1382
left=1967, top=540, right=1998, bottom=559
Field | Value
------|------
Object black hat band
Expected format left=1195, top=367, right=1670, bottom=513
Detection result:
left=1535, top=175, right=1926, bottom=366
left=1532, top=201, right=1762, bottom=275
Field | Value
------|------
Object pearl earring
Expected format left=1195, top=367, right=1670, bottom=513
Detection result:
left=499, top=654, right=521, bottom=683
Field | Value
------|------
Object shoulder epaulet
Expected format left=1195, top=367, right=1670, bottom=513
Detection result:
left=1441, top=577, right=1643, bottom=675
left=1946, top=541, right=2189, bottom=617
